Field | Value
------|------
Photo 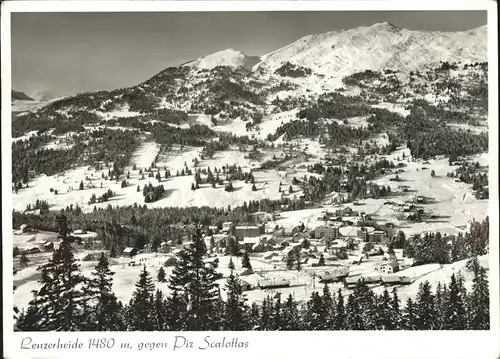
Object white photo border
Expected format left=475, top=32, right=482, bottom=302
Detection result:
left=2, top=1, right=498, bottom=359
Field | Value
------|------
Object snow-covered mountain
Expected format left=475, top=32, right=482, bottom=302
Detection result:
left=12, top=90, right=34, bottom=101
left=255, top=22, right=487, bottom=77
left=183, top=48, right=261, bottom=71
left=14, top=22, right=487, bottom=122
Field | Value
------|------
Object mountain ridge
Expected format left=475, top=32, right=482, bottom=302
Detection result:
left=254, top=22, right=487, bottom=76
left=12, top=90, right=34, bottom=101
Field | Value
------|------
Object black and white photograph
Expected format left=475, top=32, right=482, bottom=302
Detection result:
left=2, top=1, right=499, bottom=358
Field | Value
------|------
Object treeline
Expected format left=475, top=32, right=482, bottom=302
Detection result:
left=447, top=162, right=488, bottom=199
left=25, top=200, right=50, bottom=214
left=403, top=218, right=489, bottom=265
left=12, top=140, right=85, bottom=185
left=397, top=105, right=488, bottom=160
left=12, top=129, right=140, bottom=186
left=11, top=198, right=311, bottom=253
left=406, top=128, right=488, bottom=160
left=15, top=221, right=489, bottom=331
left=12, top=110, right=96, bottom=139
left=408, top=99, right=476, bottom=124
left=86, top=129, right=141, bottom=171
left=267, top=119, right=372, bottom=145
left=302, top=160, right=396, bottom=203
left=200, top=134, right=260, bottom=160
left=88, top=189, right=115, bottom=205
left=142, top=183, right=166, bottom=203
left=275, top=62, right=312, bottom=78
left=112, top=118, right=215, bottom=147
left=342, top=69, right=381, bottom=87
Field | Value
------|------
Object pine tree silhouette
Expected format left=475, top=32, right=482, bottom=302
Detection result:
left=126, top=265, right=155, bottom=331
left=223, top=272, right=248, bottom=330
left=468, top=264, right=489, bottom=329
left=86, top=252, right=125, bottom=331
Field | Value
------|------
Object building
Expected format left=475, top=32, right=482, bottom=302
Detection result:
left=263, top=236, right=277, bottom=246
left=241, top=237, right=259, bottom=252
left=252, top=243, right=265, bottom=253
left=398, top=257, right=414, bottom=269
left=123, top=247, right=137, bottom=258
left=332, top=207, right=358, bottom=217
left=204, top=236, right=213, bottom=249
left=19, top=224, right=33, bottom=233
left=24, top=246, right=41, bottom=254
left=160, top=241, right=170, bottom=252
left=235, top=225, right=261, bottom=238
left=222, top=222, right=233, bottom=232
left=240, top=280, right=253, bottom=291
left=379, top=261, right=399, bottom=274
left=213, top=234, right=229, bottom=245
left=292, top=231, right=309, bottom=242
left=356, top=227, right=376, bottom=241
left=280, top=240, right=291, bottom=247
left=369, top=230, right=386, bottom=243
left=264, top=252, right=280, bottom=260
left=251, top=212, right=272, bottom=222
left=41, top=241, right=54, bottom=252
left=314, top=226, right=339, bottom=239
left=81, top=253, right=96, bottom=261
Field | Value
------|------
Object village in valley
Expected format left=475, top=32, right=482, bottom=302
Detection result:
left=12, top=143, right=489, bottom=308
left=10, top=17, right=490, bottom=331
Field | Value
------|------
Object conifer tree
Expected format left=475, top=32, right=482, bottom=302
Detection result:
left=228, top=257, right=235, bottom=270
left=391, top=287, right=402, bottom=329
left=295, top=252, right=301, bottom=271
left=15, top=304, right=42, bottom=332
left=167, top=230, right=220, bottom=330
left=20, top=239, right=91, bottom=331
left=286, top=252, right=295, bottom=270
left=165, top=289, right=186, bottom=330
left=402, top=298, right=417, bottom=330
left=282, top=294, right=300, bottom=330
left=86, top=252, right=124, bottom=331
left=241, top=251, right=252, bottom=271
left=152, top=289, right=168, bottom=331
left=226, top=237, right=240, bottom=256
left=443, top=274, right=467, bottom=329
left=223, top=272, right=248, bottom=330
left=157, top=266, right=167, bottom=282
left=259, top=297, right=273, bottom=330
left=334, top=289, right=346, bottom=330
left=351, top=279, right=377, bottom=329
left=374, top=288, right=395, bottom=330
left=415, top=281, right=438, bottom=330
left=306, top=291, right=325, bottom=330
left=126, top=265, right=155, bottom=331
left=272, top=293, right=283, bottom=330
left=56, top=213, right=71, bottom=240
left=434, top=282, right=446, bottom=329
left=248, top=302, right=261, bottom=330
left=345, top=293, right=365, bottom=330
left=468, top=265, right=489, bottom=330
left=318, top=253, right=325, bottom=266
left=321, top=284, right=335, bottom=329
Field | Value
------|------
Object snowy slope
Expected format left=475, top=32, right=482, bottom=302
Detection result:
left=183, top=48, right=261, bottom=71
left=255, top=22, right=487, bottom=77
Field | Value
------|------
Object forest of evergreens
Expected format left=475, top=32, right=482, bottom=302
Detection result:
left=14, top=215, right=489, bottom=332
